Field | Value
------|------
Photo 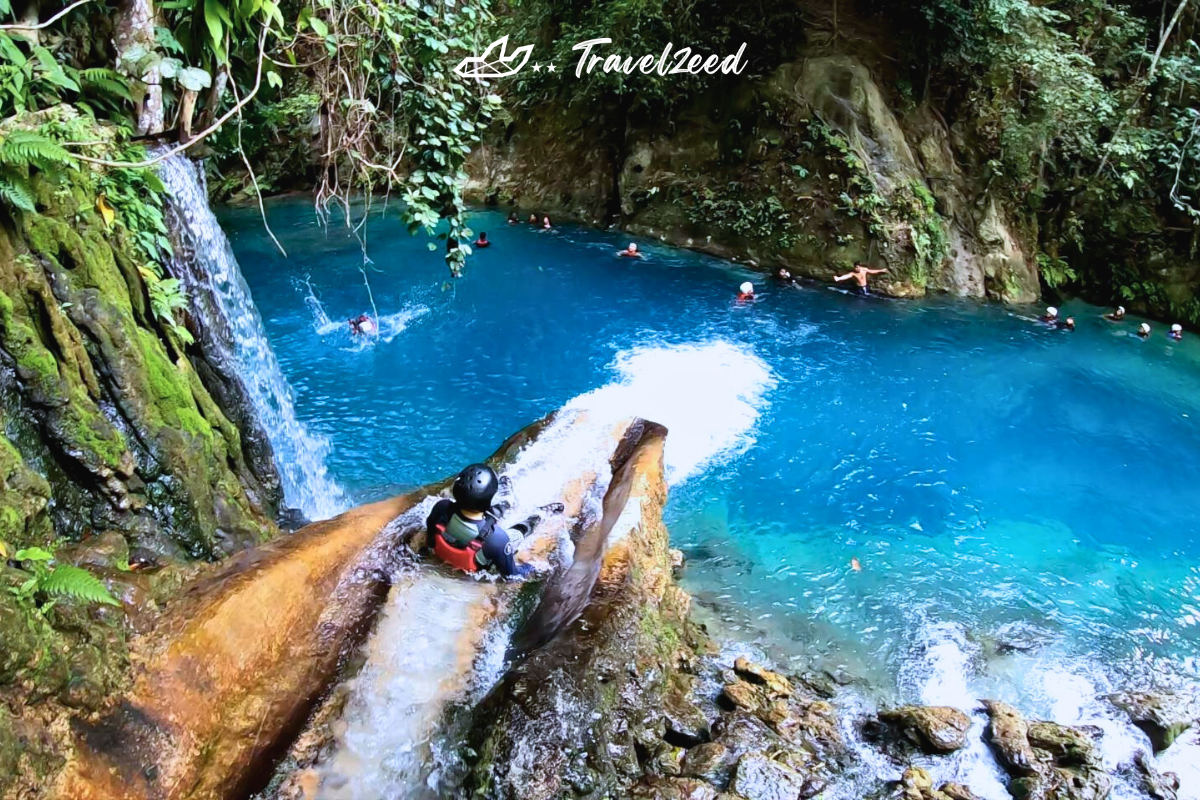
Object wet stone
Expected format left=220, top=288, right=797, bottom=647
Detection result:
left=663, top=691, right=711, bottom=747
left=721, top=681, right=764, bottom=712
left=729, top=752, right=810, bottom=800
left=631, top=776, right=720, bottom=800
left=680, top=741, right=734, bottom=786
left=713, top=712, right=783, bottom=759
left=1107, top=691, right=1200, bottom=753
left=733, top=658, right=794, bottom=697
left=878, top=705, right=972, bottom=754
left=651, top=744, right=687, bottom=777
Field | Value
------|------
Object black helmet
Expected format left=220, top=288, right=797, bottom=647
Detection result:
left=452, top=463, right=498, bottom=512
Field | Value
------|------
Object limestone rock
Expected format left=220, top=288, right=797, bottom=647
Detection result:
left=681, top=742, right=734, bottom=786
left=982, top=700, right=1037, bottom=775
left=632, top=777, right=720, bottom=800
left=733, top=658, right=794, bottom=698
left=1107, top=691, right=1200, bottom=753
left=721, top=680, right=765, bottom=712
left=730, top=752, right=812, bottom=800
left=878, top=705, right=972, bottom=754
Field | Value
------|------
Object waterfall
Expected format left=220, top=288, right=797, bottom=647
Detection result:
left=156, top=154, right=348, bottom=522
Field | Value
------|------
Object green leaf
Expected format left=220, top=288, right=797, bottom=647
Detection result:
left=203, top=0, right=228, bottom=61
left=13, top=547, right=53, bottom=562
left=308, top=15, right=328, bottom=37
left=39, top=565, right=120, bottom=606
left=178, top=66, right=213, bottom=92
left=267, top=69, right=282, bottom=90
left=159, top=57, right=183, bottom=80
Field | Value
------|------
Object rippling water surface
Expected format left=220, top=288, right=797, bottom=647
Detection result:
left=222, top=200, right=1200, bottom=795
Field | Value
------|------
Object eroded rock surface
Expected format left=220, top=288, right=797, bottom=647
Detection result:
left=876, top=705, right=972, bottom=754
left=982, top=700, right=1112, bottom=800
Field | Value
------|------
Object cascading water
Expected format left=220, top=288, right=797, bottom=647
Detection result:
left=156, top=155, right=347, bottom=521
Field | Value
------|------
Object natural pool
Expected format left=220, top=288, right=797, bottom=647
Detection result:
left=222, top=199, right=1200, bottom=795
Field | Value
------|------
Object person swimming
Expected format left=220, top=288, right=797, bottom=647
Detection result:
left=474, top=231, right=491, bottom=249
left=1137, top=322, right=1152, bottom=339
left=348, top=314, right=376, bottom=335
left=1057, top=316, right=1076, bottom=331
left=1104, top=306, right=1125, bottom=322
left=834, top=263, right=887, bottom=296
left=617, top=243, right=642, bottom=258
left=775, top=267, right=796, bottom=285
left=1169, top=323, right=1183, bottom=341
left=542, top=215, right=552, bottom=230
left=1041, top=306, right=1059, bottom=324
left=508, top=212, right=519, bottom=225
left=736, top=281, right=755, bottom=301
left=528, top=213, right=538, bottom=225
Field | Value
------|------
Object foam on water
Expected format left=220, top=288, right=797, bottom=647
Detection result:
left=563, top=341, right=777, bottom=485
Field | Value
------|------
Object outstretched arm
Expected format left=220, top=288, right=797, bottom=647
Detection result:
left=867, top=268, right=888, bottom=275
left=834, top=272, right=853, bottom=282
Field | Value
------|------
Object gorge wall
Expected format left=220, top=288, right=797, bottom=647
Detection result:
left=0, top=115, right=280, bottom=797
left=467, top=52, right=1040, bottom=304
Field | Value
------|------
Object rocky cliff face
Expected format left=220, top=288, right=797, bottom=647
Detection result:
left=0, top=117, right=280, bottom=798
left=467, top=53, right=1040, bottom=304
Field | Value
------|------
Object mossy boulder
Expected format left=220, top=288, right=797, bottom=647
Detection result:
left=876, top=705, right=972, bottom=754
left=1107, top=691, right=1199, bottom=753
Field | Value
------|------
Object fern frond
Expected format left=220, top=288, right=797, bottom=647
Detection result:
left=0, top=172, right=35, bottom=211
left=0, top=130, right=74, bottom=169
left=39, top=565, right=119, bottom=606
left=79, top=68, right=132, bottom=102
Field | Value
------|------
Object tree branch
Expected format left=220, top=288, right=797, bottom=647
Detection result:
left=0, top=0, right=93, bottom=31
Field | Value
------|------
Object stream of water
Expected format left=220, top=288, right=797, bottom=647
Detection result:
left=218, top=199, right=1200, bottom=797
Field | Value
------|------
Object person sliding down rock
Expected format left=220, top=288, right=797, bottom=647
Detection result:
left=425, top=464, right=561, bottom=578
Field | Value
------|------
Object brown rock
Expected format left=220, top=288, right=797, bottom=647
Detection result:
left=879, top=705, right=973, bottom=753
left=982, top=699, right=1037, bottom=775
left=1107, top=691, right=1200, bottom=753
left=721, top=680, right=765, bottom=712
left=734, top=658, right=794, bottom=697
left=632, top=777, right=720, bottom=800
left=680, top=741, right=734, bottom=786
left=730, top=752, right=810, bottom=800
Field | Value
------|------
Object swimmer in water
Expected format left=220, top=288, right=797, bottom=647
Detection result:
left=850, top=557, right=862, bottom=572
left=1041, top=306, right=1059, bottom=324
left=736, top=281, right=755, bottom=301
left=1104, top=306, right=1125, bottom=322
left=542, top=215, right=552, bottom=230
left=1137, top=322, right=1152, bottom=339
left=474, top=231, right=491, bottom=249
left=617, top=243, right=642, bottom=258
left=528, top=213, right=538, bottom=225
left=1169, top=323, right=1183, bottom=341
left=508, top=212, right=519, bottom=225
left=775, top=267, right=796, bottom=285
left=348, top=314, right=376, bottom=336
left=1057, top=316, right=1076, bottom=331
left=834, top=263, right=887, bottom=296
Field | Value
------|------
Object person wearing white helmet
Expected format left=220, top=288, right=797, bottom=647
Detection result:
left=617, top=243, right=643, bottom=259
left=834, top=262, right=888, bottom=296
left=737, top=281, right=755, bottom=301
left=1137, top=322, right=1152, bottom=339
left=1041, top=306, right=1059, bottom=324
left=1104, top=306, right=1126, bottom=322
left=1169, top=323, right=1183, bottom=342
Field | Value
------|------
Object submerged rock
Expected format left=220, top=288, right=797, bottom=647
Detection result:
left=1107, top=691, right=1199, bottom=753
left=877, top=705, right=972, bottom=754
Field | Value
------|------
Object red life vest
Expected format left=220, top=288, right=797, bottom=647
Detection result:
left=432, top=524, right=483, bottom=573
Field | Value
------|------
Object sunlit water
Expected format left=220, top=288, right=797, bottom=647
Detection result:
left=221, top=200, right=1200, bottom=796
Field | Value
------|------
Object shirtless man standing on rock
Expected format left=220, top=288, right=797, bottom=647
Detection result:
left=835, top=263, right=888, bottom=296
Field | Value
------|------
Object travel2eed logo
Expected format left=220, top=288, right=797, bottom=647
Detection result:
left=454, top=36, right=748, bottom=80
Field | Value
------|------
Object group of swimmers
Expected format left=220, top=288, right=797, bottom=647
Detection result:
left=508, top=211, right=554, bottom=230
left=1046, top=305, right=1185, bottom=341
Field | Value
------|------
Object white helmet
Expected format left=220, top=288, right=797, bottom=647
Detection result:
left=740, top=282, right=754, bottom=294
left=1172, top=323, right=1183, bottom=332
left=1117, top=306, right=1125, bottom=314
left=1046, top=307, right=1058, bottom=317
left=1140, top=323, right=1151, bottom=333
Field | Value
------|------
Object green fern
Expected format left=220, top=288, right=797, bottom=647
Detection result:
left=38, top=565, right=120, bottom=606
left=78, top=68, right=133, bottom=102
left=0, top=172, right=34, bottom=211
left=0, top=130, right=74, bottom=169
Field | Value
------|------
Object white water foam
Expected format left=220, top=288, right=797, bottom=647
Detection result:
left=562, top=340, right=777, bottom=485
left=157, top=155, right=347, bottom=521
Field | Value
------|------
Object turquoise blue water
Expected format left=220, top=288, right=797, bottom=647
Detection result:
left=221, top=200, right=1200, bottom=716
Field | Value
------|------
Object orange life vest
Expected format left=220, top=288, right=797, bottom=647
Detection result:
left=432, top=525, right=483, bottom=573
